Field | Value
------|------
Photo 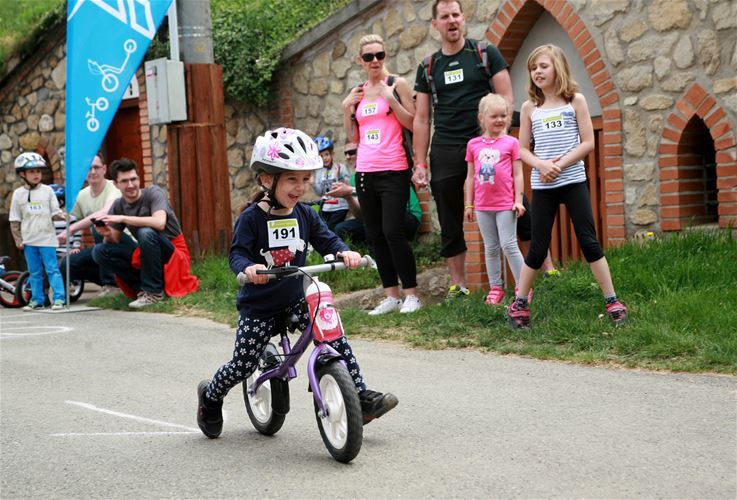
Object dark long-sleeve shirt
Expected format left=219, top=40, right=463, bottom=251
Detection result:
left=230, top=202, right=349, bottom=318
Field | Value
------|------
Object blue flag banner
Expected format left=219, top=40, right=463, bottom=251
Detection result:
left=65, top=0, right=173, bottom=209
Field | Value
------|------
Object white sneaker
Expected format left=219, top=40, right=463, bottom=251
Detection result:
left=97, top=285, right=118, bottom=298
left=400, top=295, right=422, bottom=314
left=368, top=297, right=402, bottom=316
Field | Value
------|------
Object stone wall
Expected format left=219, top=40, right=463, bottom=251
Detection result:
left=0, top=40, right=67, bottom=214
left=265, top=0, right=737, bottom=238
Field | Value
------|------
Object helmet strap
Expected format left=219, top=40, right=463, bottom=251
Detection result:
left=259, top=173, right=285, bottom=210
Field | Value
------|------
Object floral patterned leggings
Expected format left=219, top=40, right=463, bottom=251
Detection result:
left=205, top=300, right=366, bottom=402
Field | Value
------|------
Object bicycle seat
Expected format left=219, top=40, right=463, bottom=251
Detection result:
left=0, top=256, right=10, bottom=265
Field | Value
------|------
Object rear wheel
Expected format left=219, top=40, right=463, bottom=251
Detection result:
left=314, top=361, right=363, bottom=463
left=0, top=271, right=24, bottom=308
left=243, top=344, right=288, bottom=436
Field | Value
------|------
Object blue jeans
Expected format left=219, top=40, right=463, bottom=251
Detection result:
left=24, top=246, right=65, bottom=304
left=92, top=228, right=174, bottom=294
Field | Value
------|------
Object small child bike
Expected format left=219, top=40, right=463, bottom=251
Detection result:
left=236, top=255, right=375, bottom=463
left=0, top=256, right=25, bottom=308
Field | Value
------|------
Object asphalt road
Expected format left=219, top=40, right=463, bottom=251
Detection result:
left=1, top=302, right=735, bottom=498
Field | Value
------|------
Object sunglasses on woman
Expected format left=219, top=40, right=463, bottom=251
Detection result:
left=361, top=51, right=386, bottom=62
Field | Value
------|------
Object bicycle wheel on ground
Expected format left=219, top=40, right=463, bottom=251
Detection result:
left=69, top=280, right=84, bottom=302
left=243, top=344, right=288, bottom=436
left=0, top=271, right=24, bottom=308
left=313, top=361, right=363, bottom=463
left=12, top=271, right=31, bottom=307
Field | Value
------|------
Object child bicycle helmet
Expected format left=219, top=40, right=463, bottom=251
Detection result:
left=313, top=136, right=333, bottom=152
left=14, top=152, right=48, bottom=173
left=250, top=128, right=323, bottom=174
left=250, top=128, right=322, bottom=209
left=49, top=184, right=65, bottom=207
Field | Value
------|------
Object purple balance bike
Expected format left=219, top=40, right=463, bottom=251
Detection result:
left=236, top=255, right=375, bottom=463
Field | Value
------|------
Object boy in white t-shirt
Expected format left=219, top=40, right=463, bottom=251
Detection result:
left=9, top=153, right=66, bottom=310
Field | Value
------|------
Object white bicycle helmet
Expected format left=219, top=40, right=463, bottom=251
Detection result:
left=250, top=128, right=322, bottom=174
left=14, top=152, right=48, bottom=173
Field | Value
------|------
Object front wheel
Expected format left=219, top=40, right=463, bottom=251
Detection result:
left=0, top=271, right=24, bottom=308
left=69, top=280, right=84, bottom=302
left=13, top=271, right=31, bottom=307
left=243, top=344, right=288, bottom=436
left=314, top=361, right=363, bottom=463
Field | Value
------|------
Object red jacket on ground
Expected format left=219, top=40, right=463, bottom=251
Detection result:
left=116, top=233, right=199, bottom=299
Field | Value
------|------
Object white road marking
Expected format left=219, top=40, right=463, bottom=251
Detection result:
left=51, top=431, right=198, bottom=437
left=0, top=325, right=73, bottom=337
left=64, top=400, right=201, bottom=433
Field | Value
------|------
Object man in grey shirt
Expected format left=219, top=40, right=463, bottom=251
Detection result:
left=93, top=158, right=196, bottom=308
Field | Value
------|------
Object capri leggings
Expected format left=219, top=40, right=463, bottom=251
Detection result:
left=357, top=170, right=417, bottom=289
left=205, top=300, right=366, bottom=402
left=526, top=181, right=605, bottom=270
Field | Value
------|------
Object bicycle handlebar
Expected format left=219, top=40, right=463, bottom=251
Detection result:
left=236, top=255, right=375, bottom=286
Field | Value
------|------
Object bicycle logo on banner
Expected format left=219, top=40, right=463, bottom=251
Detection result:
left=83, top=38, right=137, bottom=133
left=73, top=0, right=161, bottom=133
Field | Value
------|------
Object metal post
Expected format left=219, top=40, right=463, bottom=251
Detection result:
left=175, top=0, right=214, bottom=64
left=168, top=1, right=180, bottom=62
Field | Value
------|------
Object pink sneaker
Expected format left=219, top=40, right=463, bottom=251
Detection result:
left=606, top=300, right=628, bottom=326
left=514, top=286, right=534, bottom=304
left=506, top=300, right=531, bottom=330
left=485, top=286, right=505, bottom=305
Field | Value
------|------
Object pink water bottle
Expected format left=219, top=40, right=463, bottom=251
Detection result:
left=305, top=278, right=345, bottom=342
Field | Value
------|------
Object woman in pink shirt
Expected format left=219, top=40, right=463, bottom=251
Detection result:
left=342, top=34, right=421, bottom=315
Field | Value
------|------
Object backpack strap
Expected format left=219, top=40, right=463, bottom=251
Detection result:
left=422, top=54, right=439, bottom=105
left=386, top=75, right=401, bottom=115
left=474, top=40, right=494, bottom=93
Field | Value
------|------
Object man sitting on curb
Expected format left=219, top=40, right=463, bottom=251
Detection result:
left=92, top=158, right=198, bottom=308
left=58, top=152, right=135, bottom=297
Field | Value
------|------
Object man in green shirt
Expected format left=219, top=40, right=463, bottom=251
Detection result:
left=412, top=0, right=513, bottom=299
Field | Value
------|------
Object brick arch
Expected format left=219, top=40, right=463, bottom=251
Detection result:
left=485, top=0, right=625, bottom=245
left=659, top=83, right=737, bottom=230
left=34, top=138, right=63, bottom=186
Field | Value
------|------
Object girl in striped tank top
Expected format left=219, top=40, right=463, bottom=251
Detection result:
left=506, top=44, right=627, bottom=329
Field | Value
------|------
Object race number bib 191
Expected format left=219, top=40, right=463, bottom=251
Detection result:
left=444, top=68, right=464, bottom=85
left=365, top=129, right=381, bottom=145
left=542, top=115, right=564, bottom=129
left=362, top=103, right=378, bottom=116
left=27, top=201, right=44, bottom=214
left=267, top=218, right=300, bottom=248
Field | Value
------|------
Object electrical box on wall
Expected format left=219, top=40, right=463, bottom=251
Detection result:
left=145, top=58, right=187, bottom=125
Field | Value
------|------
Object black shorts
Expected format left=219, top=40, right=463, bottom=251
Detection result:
left=429, top=143, right=468, bottom=258
left=517, top=193, right=532, bottom=242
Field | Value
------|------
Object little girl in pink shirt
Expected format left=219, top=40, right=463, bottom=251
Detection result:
left=464, top=93, right=525, bottom=305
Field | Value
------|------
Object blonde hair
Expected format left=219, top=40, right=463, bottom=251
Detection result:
left=477, top=93, right=509, bottom=133
left=526, top=44, right=578, bottom=106
left=358, top=34, right=389, bottom=76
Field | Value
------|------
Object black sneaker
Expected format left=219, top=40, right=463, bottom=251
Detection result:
left=359, top=389, right=398, bottom=425
left=197, top=380, right=223, bottom=438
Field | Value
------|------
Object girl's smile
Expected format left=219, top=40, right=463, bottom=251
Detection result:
left=261, top=171, right=313, bottom=212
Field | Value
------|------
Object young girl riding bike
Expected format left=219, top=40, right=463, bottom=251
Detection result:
left=464, top=93, right=526, bottom=305
left=197, top=128, right=398, bottom=438
left=506, top=44, right=627, bottom=329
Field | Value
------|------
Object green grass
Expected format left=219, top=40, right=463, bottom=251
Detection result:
left=92, top=230, right=737, bottom=374
left=0, top=0, right=63, bottom=70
